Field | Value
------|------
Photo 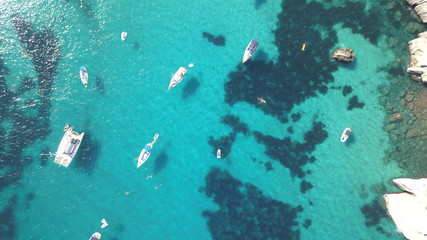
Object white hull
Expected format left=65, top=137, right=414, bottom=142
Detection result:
left=340, top=128, right=351, bottom=142
left=216, top=149, right=221, bottom=159
left=80, top=66, right=88, bottom=87
left=242, top=39, right=259, bottom=63
left=136, top=133, right=159, bottom=168
left=121, top=32, right=127, bottom=41
left=54, top=126, right=84, bottom=168
left=88, top=232, right=101, bottom=240
left=137, top=143, right=152, bottom=168
left=168, top=67, right=187, bottom=90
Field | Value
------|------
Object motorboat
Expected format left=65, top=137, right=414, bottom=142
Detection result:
left=168, top=67, right=187, bottom=90
left=121, top=32, right=127, bottom=41
left=53, top=124, right=85, bottom=167
left=216, top=149, right=221, bottom=159
left=242, top=39, right=259, bottom=63
left=137, top=133, right=160, bottom=168
left=88, top=232, right=101, bottom=240
left=340, top=128, right=352, bottom=142
left=80, top=66, right=88, bottom=87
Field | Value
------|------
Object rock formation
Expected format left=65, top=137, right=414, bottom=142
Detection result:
left=407, top=32, right=427, bottom=82
left=383, top=178, right=427, bottom=240
left=332, top=48, right=355, bottom=62
left=407, top=0, right=427, bottom=23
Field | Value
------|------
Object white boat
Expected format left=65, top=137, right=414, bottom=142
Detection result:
left=79, top=66, right=88, bottom=87
left=340, top=128, right=352, bottom=142
left=121, top=31, right=127, bottom=41
left=100, top=218, right=108, bottom=228
left=168, top=67, right=187, bottom=90
left=88, top=232, right=101, bottom=240
left=216, top=149, right=221, bottom=159
left=137, top=133, right=160, bottom=168
left=242, top=39, right=259, bottom=63
left=53, top=124, right=84, bottom=168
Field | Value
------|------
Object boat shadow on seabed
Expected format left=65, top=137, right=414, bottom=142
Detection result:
left=344, top=132, right=355, bottom=146
left=74, top=131, right=100, bottom=175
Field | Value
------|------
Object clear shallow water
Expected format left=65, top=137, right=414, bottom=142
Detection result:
left=0, top=0, right=410, bottom=239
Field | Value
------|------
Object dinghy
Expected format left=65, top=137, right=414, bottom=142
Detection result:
left=121, top=31, right=127, bottom=41
left=80, top=66, right=88, bottom=87
left=137, top=133, right=160, bottom=168
left=340, top=128, right=352, bottom=142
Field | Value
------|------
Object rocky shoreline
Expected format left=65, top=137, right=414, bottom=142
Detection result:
left=380, top=2, right=427, bottom=239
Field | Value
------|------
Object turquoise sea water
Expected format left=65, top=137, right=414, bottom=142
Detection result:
left=0, top=0, right=415, bottom=239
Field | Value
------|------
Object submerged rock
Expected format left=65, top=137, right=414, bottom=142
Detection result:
left=384, top=178, right=427, bottom=240
left=407, top=32, right=427, bottom=82
left=407, top=0, right=427, bottom=23
left=332, top=48, right=355, bottom=62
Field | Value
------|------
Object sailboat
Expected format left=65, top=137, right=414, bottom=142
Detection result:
left=137, top=133, right=160, bottom=168
left=168, top=67, right=187, bottom=90
left=242, top=40, right=259, bottom=63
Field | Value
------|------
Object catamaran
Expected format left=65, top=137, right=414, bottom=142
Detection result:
left=80, top=66, right=88, bottom=87
left=53, top=124, right=85, bottom=168
left=121, top=32, right=127, bottom=41
left=340, top=128, right=352, bottom=142
left=88, top=232, right=101, bottom=240
left=137, top=133, right=160, bottom=168
left=242, top=40, right=259, bottom=63
left=168, top=67, right=187, bottom=90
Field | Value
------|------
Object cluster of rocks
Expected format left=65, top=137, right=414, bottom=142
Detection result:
left=332, top=48, right=355, bottom=62
left=407, top=0, right=427, bottom=23
left=407, top=32, right=427, bottom=82
left=380, top=83, right=427, bottom=171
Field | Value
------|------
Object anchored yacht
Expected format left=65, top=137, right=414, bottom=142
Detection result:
left=242, top=40, right=259, bottom=63
left=137, top=133, right=160, bottom=168
left=168, top=67, right=187, bottom=90
left=53, top=124, right=84, bottom=167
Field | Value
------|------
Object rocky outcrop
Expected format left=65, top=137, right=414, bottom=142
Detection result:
left=407, top=32, right=427, bottom=82
left=383, top=178, right=427, bottom=240
left=332, top=48, right=354, bottom=62
left=407, top=0, right=427, bottom=23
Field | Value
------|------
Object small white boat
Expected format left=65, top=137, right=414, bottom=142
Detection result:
left=340, top=128, right=352, bottom=142
left=137, top=133, right=160, bottom=168
left=54, top=124, right=85, bottom=168
left=168, top=67, right=187, bottom=90
left=79, top=66, right=88, bottom=87
left=121, top=31, right=127, bottom=41
left=242, top=39, right=259, bottom=63
left=216, top=149, right=221, bottom=159
left=88, top=232, right=101, bottom=240
left=101, top=218, right=108, bottom=228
